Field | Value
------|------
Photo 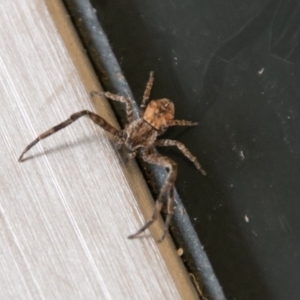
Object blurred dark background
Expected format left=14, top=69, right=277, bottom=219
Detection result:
left=75, top=0, right=300, bottom=299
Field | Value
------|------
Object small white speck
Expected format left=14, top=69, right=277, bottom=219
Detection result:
left=258, top=68, right=264, bottom=75
left=240, top=150, right=245, bottom=160
left=245, top=215, right=249, bottom=222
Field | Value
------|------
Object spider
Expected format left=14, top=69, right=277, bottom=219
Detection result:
left=18, top=72, right=206, bottom=242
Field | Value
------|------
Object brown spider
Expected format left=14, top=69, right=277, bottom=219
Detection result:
left=18, top=72, right=206, bottom=242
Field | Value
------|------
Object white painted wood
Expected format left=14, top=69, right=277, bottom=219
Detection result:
left=0, top=1, right=198, bottom=299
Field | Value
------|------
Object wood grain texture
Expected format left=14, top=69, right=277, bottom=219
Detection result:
left=0, top=0, right=198, bottom=299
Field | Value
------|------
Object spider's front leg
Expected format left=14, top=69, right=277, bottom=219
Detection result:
left=91, top=91, right=134, bottom=123
left=19, top=110, right=122, bottom=162
left=140, top=71, right=154, bottom=116
left=128, top=147, right=177, bottom=242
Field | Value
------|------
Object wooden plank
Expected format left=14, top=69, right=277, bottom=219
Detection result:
left=0, top=0, right=198, bottom=299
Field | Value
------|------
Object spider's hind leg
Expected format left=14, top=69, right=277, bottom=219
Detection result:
left=155, top=139, right=206, bottom=175
left=128, top=147, right=177, bottom=242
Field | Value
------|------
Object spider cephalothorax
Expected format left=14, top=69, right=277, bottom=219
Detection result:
left=144, top=98, right=174, bottom=130
left=19, top=72, right=206, bottom=242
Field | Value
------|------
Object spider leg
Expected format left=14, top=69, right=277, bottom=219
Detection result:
left=91, top=91, right=134, bottom=123
left=19, top=110, right=122, bottom=162
left=168, top=119, right=198, bottom=126
left=140, top=71, right=154, bottom=116
left=155, top=139, right=206, bottom=175
left=158, top=187, right=174, bottom=242
left=128, top=147, right=177, bottom=242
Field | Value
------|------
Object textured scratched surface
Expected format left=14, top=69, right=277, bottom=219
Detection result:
left=0, top=1, right=198, bottom=299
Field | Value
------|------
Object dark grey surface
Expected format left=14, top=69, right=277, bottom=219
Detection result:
left=64, top=0, right=300, bottom=299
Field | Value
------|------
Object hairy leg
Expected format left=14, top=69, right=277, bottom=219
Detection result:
left=155, top=139, right=206, bottom=175
left=91, top=91, right=134, bottom=123
left=159, top=187, right=174, bottom=242
left=168, top=119, right=198, bottom=126
left=140, top=71, right=154, bottom=115
left=128, top=147, right=177, bottom=242
left=19, top=110, right=121, bottom=162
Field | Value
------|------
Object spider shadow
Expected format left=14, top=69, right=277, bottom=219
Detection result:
left=19, top=134, right=113, bottom=162
left=128, top=233, right=152, bottom=240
